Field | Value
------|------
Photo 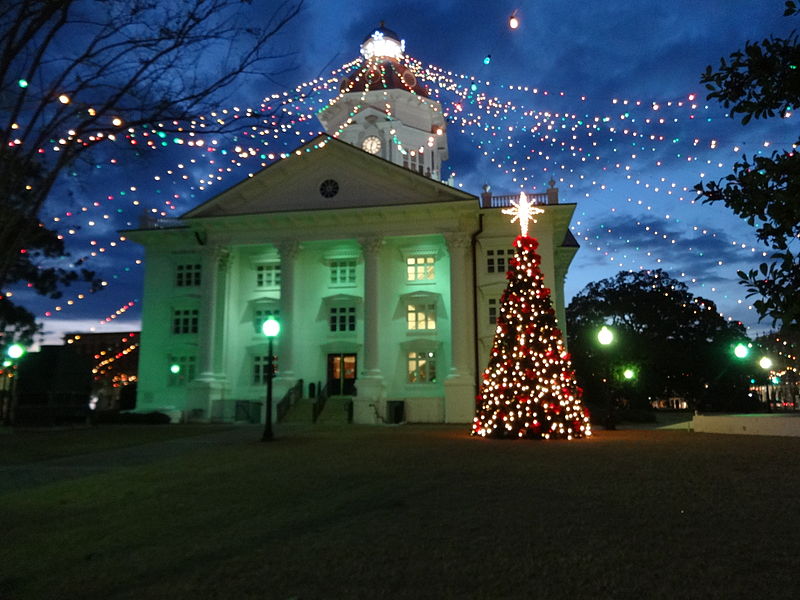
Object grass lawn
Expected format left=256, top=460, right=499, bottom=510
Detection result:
left=1, top=424, right=799, bottom=599
left=0, top=424, right=231, bottom=465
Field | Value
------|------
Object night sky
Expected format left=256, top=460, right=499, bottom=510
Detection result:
left=16, top=0, right=796, bottom=344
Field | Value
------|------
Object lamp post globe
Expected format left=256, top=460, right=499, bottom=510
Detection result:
left=733, top=343, right=749, bottom=359
left=759, top=356, right=773, bottom=370
left=597, top=325, right=614, bottom=346
left=262, top=317, right=280, bottom=338
left=6, top=344, right=24, bottom=360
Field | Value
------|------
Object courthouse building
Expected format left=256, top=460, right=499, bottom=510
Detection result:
left=126, top=25, right=579, bottom=424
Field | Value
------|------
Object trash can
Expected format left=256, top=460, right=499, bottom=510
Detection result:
left=386, top=400, right=405, bottom=424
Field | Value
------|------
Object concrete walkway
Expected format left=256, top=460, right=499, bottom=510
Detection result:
left=0, top=425, right=265, bottom=495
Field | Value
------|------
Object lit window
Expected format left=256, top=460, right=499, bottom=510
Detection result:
left=488, top=298, right=498, bottom=325
left=487, top=249, right=514, bottom=273
left=168, top=355, right=196, bottom=386
left=253, top=355, right=271, bottom=385
left=172, top=309, right=198, bottom=334
left=408, top=351, right=437, bottom=383
left=407, top=303, right=436, bottom=330
left=330, top=306, right=356, bottom=332
left=330, top=260, right=356, bottom=285
left=176, top=264, right=201, bottom=287
left=256, top=264, right=281, bottom=288
left=407, top=256, right=435, bottom=281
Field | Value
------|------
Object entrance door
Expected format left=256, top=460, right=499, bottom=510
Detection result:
left=327, top=353, right=357, bottom=396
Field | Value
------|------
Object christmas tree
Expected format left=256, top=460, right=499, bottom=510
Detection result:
left=472, top=192, right=591, bottom=440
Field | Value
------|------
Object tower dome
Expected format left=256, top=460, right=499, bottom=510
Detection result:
left=360, top=23, right=404, bottom=59
left=318, top=23, right=449, bottom=181
left=340, top=23, right=428, bottom=97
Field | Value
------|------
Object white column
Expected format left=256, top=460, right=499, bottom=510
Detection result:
left=360, top=236, right=383, bottom=376
left=353, top=236, right=385, bottom=421
left=277, top=240, right=300, bottom=379
left=191, top=245, right=229, bottom=421
left=445, top=233, right=472, bottom=377
left=197, top=245, right=228, bottom=380
left=444, top=232, right=476, bottom=423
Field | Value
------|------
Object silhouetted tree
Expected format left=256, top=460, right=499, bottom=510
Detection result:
left=567, top=270, right=756, bottom=413
left=695, top=1, right=800, bottom=330
left=0, top=0, right=303, bottom=347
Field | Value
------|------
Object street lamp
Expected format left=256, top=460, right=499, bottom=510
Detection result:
left=623, top=368, right=636, bottom=380
left=733, top=343, right=749, bottom=359
left=596, top=325, right=616, bottom=430
left=7, top=344, right=24, bottom=360
left=3, top=343, right=26, bottom=425
left=261, top=316, right=280, bottom=442
left=759, top=356, right=773, bottom=411
left=597, top=325, right=614, bottom=346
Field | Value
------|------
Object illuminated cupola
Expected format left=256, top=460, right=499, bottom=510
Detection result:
left=360, top=23, right=405, bottom=60
left=317, top=23, right=449, bottom=181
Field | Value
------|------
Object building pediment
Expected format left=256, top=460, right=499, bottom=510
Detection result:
left=183, top=136, right=474, bottom=220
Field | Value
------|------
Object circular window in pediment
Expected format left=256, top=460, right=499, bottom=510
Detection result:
left=319, top=179, right=339, bottom=198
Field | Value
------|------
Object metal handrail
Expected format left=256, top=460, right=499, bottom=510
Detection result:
left=276, top=379, right=303, bottom=422
left=312, top=382, right=330, bottom=423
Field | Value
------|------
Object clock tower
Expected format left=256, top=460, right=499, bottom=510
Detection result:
left=317, top=24, right=449, bottom=181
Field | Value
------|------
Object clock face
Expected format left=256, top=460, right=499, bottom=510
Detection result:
left=362, top=136, right=382, bottom=154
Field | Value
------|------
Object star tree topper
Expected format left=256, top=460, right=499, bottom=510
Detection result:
left=502, top=191, right=544, bottom=237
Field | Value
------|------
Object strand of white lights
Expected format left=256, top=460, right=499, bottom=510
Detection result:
left=571, top=222, right=755, bottom=327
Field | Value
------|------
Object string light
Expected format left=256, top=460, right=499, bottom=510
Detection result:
left=473, top=220, right=591, bottom=440
left=7, top=38, right=778, bottom=336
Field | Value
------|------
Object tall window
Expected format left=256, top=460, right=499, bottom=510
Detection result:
left=330, top=306, right=356, bottom=332
left=168, top=355, right=196, bottom=386
left=256, top=264, right=281, bottom=288
left=487, top=249, right=514, bottom=273
left=407, top=303, right=436, bottom=330
left=488, top=298, right=498, bottom=325
left=176, top=264, right=201, bottom=287
left=172, top=309, right=198, bottom=334
left=402, top=151, right=424, bottom=174
left=253, top=355, right=271, bottom=385
left=330, top=260, right=356, bottom=285
left=408, top=351, right=437, bottom=383
left=406, top=256, right=435, bottom=281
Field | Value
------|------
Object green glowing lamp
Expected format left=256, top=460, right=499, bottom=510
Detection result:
left=261, top=316, right=280, bottom=338
left=6, top=344, right=24, bottom=360
left=597, top=326, right=614, bottom=346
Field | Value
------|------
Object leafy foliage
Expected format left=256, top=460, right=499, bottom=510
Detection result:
left=695, top=4, right=800, bottom=330
left=566, top=270, right=755, bottom=412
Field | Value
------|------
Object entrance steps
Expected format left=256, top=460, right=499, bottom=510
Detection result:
left=280, top=398, right=314, bottom=423
left=316, top=396, right=353, bottom=424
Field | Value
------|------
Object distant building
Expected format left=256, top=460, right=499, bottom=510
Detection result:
left=125, top=25, right=580, bottom=424
left=13, top=346, right=93, bottom=425
left=64, top=331, right=140, bottom=410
